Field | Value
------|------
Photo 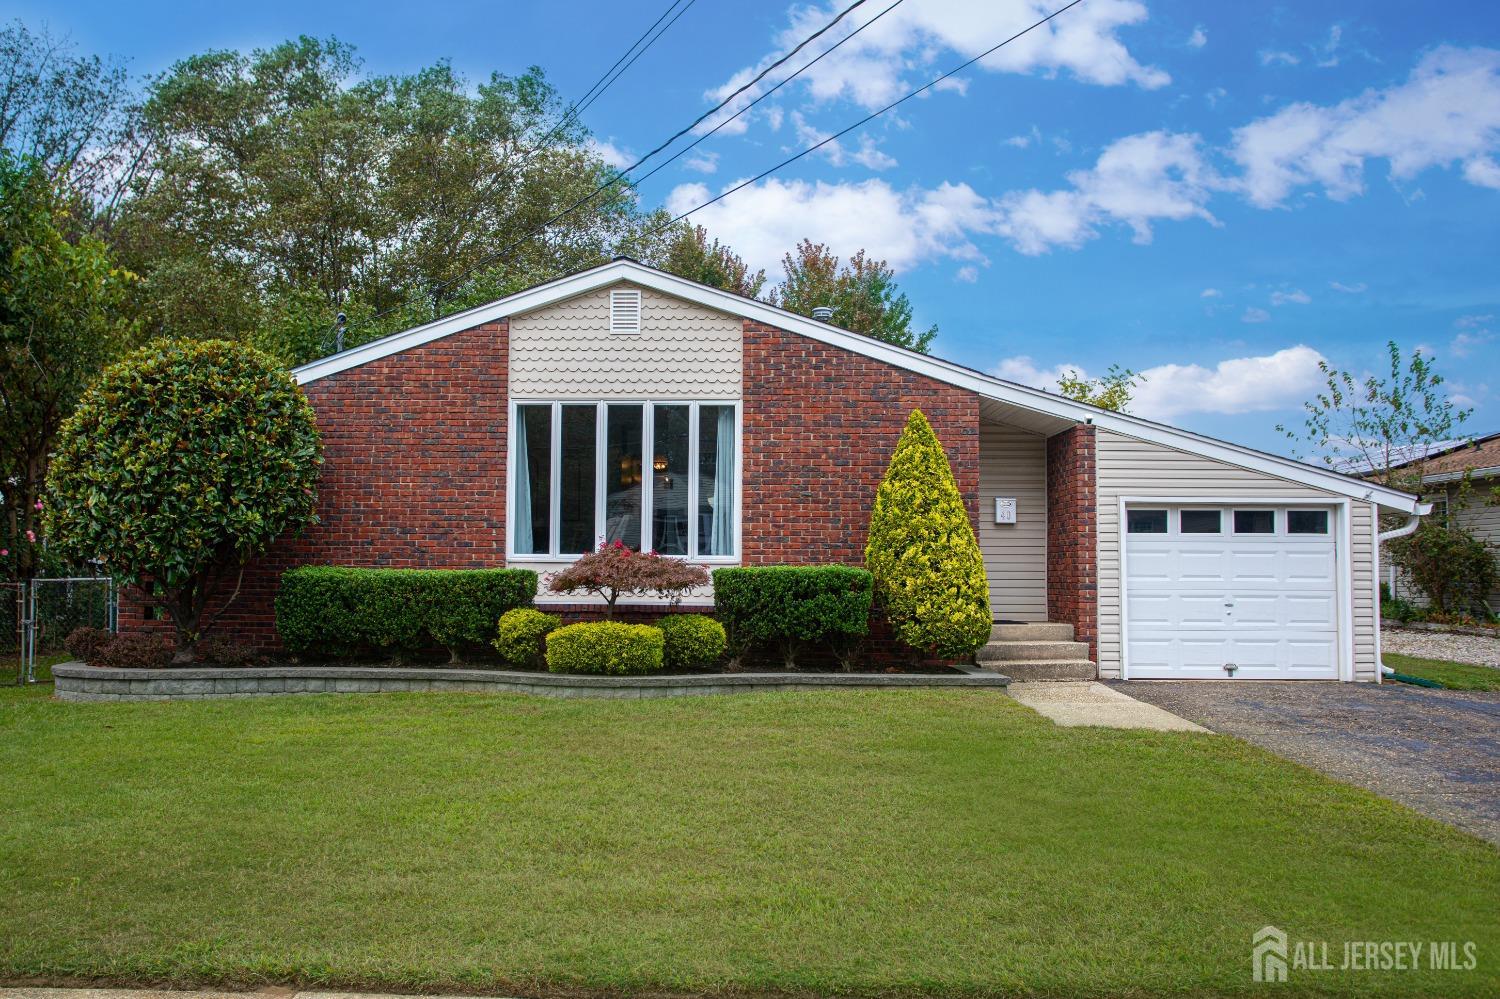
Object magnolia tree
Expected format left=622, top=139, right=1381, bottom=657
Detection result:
left=548, top=541, right=709, bottom=618
left=45, top=339, right=322, bottom=659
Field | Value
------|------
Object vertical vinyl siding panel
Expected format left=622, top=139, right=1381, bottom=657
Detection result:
left=1096, top=430, right=1381, bottom=681
left=977, top=422, right=1048, bottom=620
left=509, top=283, right=741, bottom=398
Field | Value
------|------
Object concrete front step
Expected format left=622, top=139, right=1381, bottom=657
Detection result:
left=983, top=659, right=1097, bottom=681
left=991, top=622, right=1075, bottom=642
left=978, top=639, right=1091, bottom=662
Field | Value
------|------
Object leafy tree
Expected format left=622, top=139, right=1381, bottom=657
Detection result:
left=0, top=20, right=143, bottom=227
left=45, top=339, right=322, bottom=659
left=864, top=409, right=990, bottom=659
left=771, top=240, right=936, bottom=352
left=649, top=223, right=765, bottom=298
left=0, top=153, right=138, bottom=581
left=117, top=36, right=652, bottom=361
left=1057, top=364, right=1142, bottom=412
left=1278, top=341, right=1471, bottom=493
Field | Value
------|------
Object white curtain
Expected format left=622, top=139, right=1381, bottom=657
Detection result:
left=516, top=409, right=534, bottom=553
left=710, top=407, right=734, bottom=555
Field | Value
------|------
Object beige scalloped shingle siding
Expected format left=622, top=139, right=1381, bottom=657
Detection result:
left=508, top=282, right=741, bottom=398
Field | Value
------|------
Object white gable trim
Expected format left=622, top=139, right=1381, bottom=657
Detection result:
left=291, top=259, right=1423, bottom=513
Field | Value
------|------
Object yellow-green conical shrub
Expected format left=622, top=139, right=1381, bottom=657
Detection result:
left=864, top=409, right=991, bottom=659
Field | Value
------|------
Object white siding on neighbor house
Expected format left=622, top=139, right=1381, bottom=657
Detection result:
left=508, top=282, right=741, bottom=398
left=978, top=421, right=1048, bottom=621
left=1097, top=429, right=1381, bottom=682
left=1386, top=477, right=1500, bottom=609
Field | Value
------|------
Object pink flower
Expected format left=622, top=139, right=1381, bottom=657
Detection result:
left=25, top=530, right=35, bottom=543
left=34, top=500, right=42, bottom=510
left=0, top=549, right=7, bottom=557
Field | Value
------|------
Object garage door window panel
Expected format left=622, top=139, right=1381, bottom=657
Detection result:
left=1288, top=509, right=1329, bottom=534
left=1180, top=509, right=1222, bottom=534
left=1127, top=509, right=1169, bottom=534
left=1232, top=510, right=1275, bottom=534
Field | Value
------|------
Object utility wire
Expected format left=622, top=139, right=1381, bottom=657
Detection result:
left=529, top=0, right=697, bottom=156
left=346, top=0, right=874, bottom=338
left=569, top=0, right=700, bottom=122
left=338, top=0, right=1082, bottom=349
left=649, top=0, right=1086, bottom=236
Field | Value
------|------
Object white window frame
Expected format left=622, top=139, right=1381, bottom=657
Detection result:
left=507, top=398, right=742, bottom=564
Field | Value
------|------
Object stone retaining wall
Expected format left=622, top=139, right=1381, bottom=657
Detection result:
left=52, top=663, right=1010, bottom=702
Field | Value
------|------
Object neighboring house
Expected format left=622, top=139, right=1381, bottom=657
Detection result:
left=120, top=259, right=1423, bottom=681
left=1379, top=432, right=1500, bottom=610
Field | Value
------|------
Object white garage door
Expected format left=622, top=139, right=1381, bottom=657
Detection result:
left=1124, top=505, right=1341, bottom=680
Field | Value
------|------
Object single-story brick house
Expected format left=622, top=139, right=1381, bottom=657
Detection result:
left=121, top=258, right=1425, bottom=680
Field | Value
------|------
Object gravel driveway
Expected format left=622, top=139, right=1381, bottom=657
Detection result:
left=1381, top=627, right=1500, bottom=667
left=1111, top=680, right=1500, bottom=845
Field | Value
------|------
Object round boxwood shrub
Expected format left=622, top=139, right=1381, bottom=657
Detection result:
left=864, top=409, right=991, bottom=660
left=46, top=339, right=322, bottom=661
left=494, top=608, right=561, bottom=669
left=545, top=621, right=664, bottom=675
left=658, top=614, right=726, bottom=670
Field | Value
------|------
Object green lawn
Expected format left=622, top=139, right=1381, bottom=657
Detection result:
left=1384, top=653, right=1500, bottom=691
left=1, top=685, right=1496, bottom=998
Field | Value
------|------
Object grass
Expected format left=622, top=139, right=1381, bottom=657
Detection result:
left=1384, top=653, right=1500, bottom=691
left=1, top=685, right=1497, bottom=998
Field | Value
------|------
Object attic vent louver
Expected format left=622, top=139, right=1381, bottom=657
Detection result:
left=610, top=288, right=642, bottom=334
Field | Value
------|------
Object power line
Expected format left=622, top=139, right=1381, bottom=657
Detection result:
left=341, top=0, right=875, bottom=340
left=650, top=0, right=1086, bottom=236
left=569, top=0, right=700, bottom=123
left=529, top=0, right=697, bottom=155
left=422, top=0, right=871, bottom=303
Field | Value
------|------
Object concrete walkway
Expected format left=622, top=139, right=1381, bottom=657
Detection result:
left=1007, top=681, right=1208, bottom=732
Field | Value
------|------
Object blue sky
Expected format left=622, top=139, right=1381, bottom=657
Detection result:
left=18, top=0, right=1500, bottom=454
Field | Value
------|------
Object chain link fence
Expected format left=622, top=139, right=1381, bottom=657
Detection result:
left=16, top=577, right=117, bottom=684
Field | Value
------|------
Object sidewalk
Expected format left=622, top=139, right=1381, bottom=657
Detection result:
left=1007, top=681, right=1209, bottom=732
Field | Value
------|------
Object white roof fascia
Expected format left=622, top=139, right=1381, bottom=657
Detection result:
left=291, top=259, right=1422, bottom=513
left=1421, top=465, right=1500, bottom=485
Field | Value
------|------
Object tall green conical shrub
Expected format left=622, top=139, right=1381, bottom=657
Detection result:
left=864, top=409, right=991, bottom=659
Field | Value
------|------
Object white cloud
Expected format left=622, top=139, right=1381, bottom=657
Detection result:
left=1329, top=280, right=1367, bottom=293
left=1270, top=288, right=1311, bottom=305
left=994, top=345, right=1329, bottom=420
left=1200, top=287, right=1222, bottom=298
left=1242, top=307, right=1271, bottom=323
left=586, top=137, right=632, bottom=170
left=1231, top=46, right=1500, bottom=207
left=703, top=0, right=1167, bottom=132
left=683, top=150, right=719, bottom=174
left=1188, top=26, right=1207, bottom=49
left=664, top=177, right=995, bottom=274
left=1452, top=330, right=1495, bottom=357
left=955, top=265, right=980, bottom=283
left=995, top=131, right=1220, bottom=253
left=1456, top=313, right=1494, bottom=328
left=790, top=113, right=898, bottom=170
left=1260, top=50, right=1301, bottom=67
left=1317, top=25, right=1343, bottom=68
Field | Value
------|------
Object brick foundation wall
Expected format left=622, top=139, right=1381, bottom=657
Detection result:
left=1046, top=424, right=1098, bottom=662
left=119, top=321, right=510, bottom=648
left=741, top=320, right=980, bottom=563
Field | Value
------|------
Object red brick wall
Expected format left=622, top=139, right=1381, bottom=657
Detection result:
left=1046, top=424, right=1098, bottom=662
left=119, top=322, right=510, bottom=648
left=741, top=320, right=980, bottom=563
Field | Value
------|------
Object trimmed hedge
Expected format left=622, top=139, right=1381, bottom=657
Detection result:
left=659, top=614, right=727, bottom=670
left=711, top=566, right=872, bottom=667
left=545, top=621, right=664, bottom=675
left=493, top=608, right=561, bottom=669
left=276, top=567, right=537, bottom=660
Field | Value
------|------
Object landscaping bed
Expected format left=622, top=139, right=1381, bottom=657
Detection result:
left=1, top=683, right=1496, bottom=997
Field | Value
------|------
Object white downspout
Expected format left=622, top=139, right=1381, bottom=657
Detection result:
left=1375, top=502, right=1431, bottom=678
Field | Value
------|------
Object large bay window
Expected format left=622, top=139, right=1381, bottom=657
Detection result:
left=511, top=400, right=739, bottom=560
